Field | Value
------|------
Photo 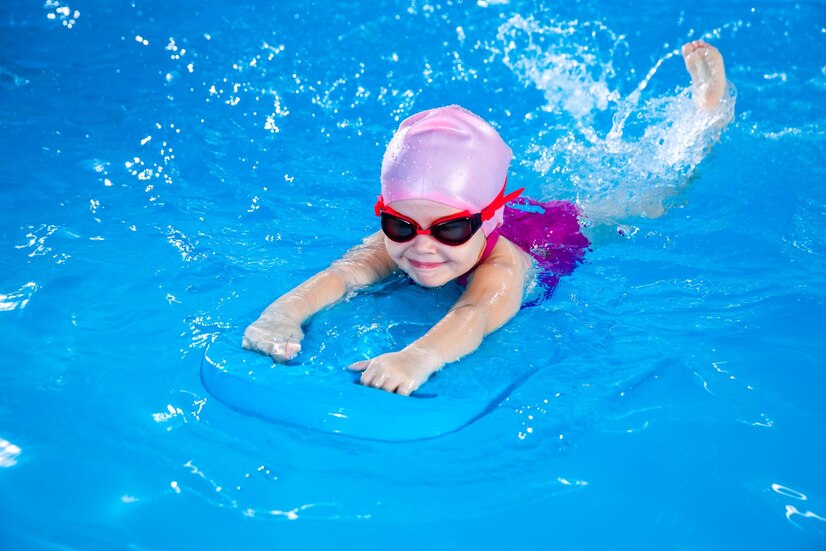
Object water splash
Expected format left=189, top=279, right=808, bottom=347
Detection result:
left=493, top=15, right=737, bottom=229
left=495, top=14, right=624, bottom=120
left=573, top=85, right=736, bottom=226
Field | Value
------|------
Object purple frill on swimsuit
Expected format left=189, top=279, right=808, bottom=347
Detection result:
left=459, top=197, right=590, bottom=306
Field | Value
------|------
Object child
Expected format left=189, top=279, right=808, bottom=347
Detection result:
left=243, top=40, right=730, bottom=396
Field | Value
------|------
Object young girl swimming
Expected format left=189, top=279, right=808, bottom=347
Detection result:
left=243, top=40, right=730, bottom=396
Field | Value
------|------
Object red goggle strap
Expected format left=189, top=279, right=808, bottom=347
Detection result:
left=481, top=181, right=524, bottom=222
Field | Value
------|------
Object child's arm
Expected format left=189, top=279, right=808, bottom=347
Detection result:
left=348, top=239, right=532, bottom=395
left=243, top=231, right=397, bottom=361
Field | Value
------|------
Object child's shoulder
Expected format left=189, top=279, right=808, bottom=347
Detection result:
left=484, top=235, right=534, bottom=272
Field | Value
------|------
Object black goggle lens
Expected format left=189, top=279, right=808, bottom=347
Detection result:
left=380, top=213, right=481, bottom=246
left=381, top=214, right=417, bottom=242
left=430, top=218, right=475, bottom=244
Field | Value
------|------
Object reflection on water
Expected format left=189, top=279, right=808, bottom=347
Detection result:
left=0, top=438, right=21, bottom=467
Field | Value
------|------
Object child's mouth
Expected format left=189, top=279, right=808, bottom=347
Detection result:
left=408, top=259, right=444, bottom=270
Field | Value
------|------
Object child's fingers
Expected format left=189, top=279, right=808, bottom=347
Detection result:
left=369, top=371, right=410, bottom=395
left=360, top=366, right=389, bottom=389
left=241, top=334, right=272, bottom=356
left=268, top=339, right=300, bottom=363
left=241, top=323, right=304, bottom=362
left=351, top=359, right=421, bottom=396
left=243, top=321, right=304, bottom=359
left=347, top=360, right=370, bottom=371
left=283, top=340, right=301, bottom=360
left=360, top=368, right=382, bottom=388
left=241, top=335, right=253, bottom=350
left=386, top=375, right=417, bottom=396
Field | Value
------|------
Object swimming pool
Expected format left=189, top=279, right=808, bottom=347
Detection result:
left=1, top=0, right=824, bottom=548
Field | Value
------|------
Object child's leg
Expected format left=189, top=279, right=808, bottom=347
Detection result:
left=682, top=40, right=727, bottom=110
left=578, top=40, right=732, bottom=234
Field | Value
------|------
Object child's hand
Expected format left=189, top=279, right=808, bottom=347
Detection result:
left=347, top=348, right=441, bottom=396
left=242, top=314, right=304, bottom=363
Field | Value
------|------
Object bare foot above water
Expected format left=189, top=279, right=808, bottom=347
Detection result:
left=682, top=40, right=727, bottom=110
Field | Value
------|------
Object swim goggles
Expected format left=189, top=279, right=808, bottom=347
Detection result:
left=374, top=184, right=523, bottom=246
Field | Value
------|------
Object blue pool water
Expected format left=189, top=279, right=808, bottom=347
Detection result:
left=1, top=0, right=825, bottom=548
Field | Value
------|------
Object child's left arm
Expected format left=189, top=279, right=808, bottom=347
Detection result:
left=348, top=239, right=531, bottom=395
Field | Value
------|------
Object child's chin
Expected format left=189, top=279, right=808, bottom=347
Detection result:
left=406, top=269, right=450, bottom=288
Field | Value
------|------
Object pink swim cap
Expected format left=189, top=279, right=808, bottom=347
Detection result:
left=379, top=105, right=516, bottom=236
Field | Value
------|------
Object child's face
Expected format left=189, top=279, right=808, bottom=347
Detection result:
left=383, top=199, right=486, bottom=288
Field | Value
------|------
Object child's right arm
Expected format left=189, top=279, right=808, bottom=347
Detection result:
left=242, top=231, right=396, bottom=362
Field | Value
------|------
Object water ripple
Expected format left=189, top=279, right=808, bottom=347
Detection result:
left=0, top=438, right=21, bottom=467
left=0, top=282, right=38, bottom=312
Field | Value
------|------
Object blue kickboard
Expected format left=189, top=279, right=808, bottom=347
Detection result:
left=200, top=332, right=536, bottom=442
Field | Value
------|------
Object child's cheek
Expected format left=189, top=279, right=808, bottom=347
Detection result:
left=384, top=239, right=405, bottom=266
left=450, top=236, right=486, bottom=270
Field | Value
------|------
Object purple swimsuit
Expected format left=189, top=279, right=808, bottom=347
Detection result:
left=458, top=197, right=590, bottom=304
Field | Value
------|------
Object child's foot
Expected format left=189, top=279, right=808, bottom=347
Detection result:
left=682, top=40, right=727, bottom=110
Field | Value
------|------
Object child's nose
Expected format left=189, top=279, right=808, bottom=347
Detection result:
left=410, top=234, right=439, bottom=253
